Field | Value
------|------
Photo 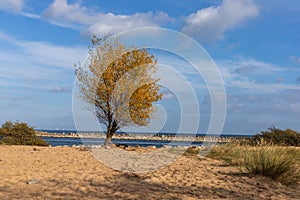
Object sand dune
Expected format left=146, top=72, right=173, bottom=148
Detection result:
left=0, top=145, right=298, bottom=199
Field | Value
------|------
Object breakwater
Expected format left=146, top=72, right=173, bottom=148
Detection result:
left=36, top=131, right=252, bottom=143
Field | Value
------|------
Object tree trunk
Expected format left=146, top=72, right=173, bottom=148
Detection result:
left=104, top=133, right=113, bottom=146
left=104, top=127, right=115, bottom=146
left=104, top=120, right=118, bottom=146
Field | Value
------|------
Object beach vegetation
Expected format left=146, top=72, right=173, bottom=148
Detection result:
left=0, top=121, right=48, bottom=146
left=208, top=143, right=300, bottom=186
left=75, top=35, right=162, bottom=145
left=183, top=146, right=201, bottom=156
left=243, top=146, right=300, bottom=185
left=248, top=127, right=300, bottom=146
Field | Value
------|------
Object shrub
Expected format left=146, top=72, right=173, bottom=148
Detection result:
left=208, top=143, right=300, bottom=186
left=249, top=127, right=300, bottom=146
left=243, top=146, right=300, bottom=185
left=183, top=146, right=200, bottom=156
left=207, top=142, right=245, bottom=166
left=0, top=121, right=48, bottom=146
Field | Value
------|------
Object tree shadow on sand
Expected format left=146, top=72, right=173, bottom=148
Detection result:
left=1, top=172, right=296, bottom=200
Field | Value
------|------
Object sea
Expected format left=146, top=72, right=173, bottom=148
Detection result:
left=39, top=130, right=253, bottom=148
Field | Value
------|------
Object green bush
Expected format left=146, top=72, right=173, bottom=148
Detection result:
left=0, top=121, right=48, bottom=146
left=249, top=127, right=300, bottom=146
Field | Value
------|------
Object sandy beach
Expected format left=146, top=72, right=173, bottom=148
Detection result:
left=0, top=145, right=299, bottom=200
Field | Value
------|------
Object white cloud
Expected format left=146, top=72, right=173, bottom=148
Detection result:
left=20, top=11, right=41, bottom=20
left=226, top=89, right=300, bottom=115
left=229, top=80, right=300, bottom=93
left=290, top=56, right=300, bottom=64
left=181, top=0, right=259, bottom=42
left=4, top=0, right=258, bottom=44
left=0, top=0, right=24, bottom=12
left=0, top=31, right=86, bottom=69
left=0, top=31, right=86, bottom=90
left=84, top=12, right=159, bottom=36
left=230, top=56, right=284, bottom=74
left=217, top=57, right=300, bottom=94
left=42, top=0, right=171, bottom=36
left=47, top=86, right=70, bottom=93
left=42, top=0, right=93, bottom=28
left=161, top=91, right=175, bottom=100
left=275, top=77, right=284, bottom=83
left=18, top=40, right=86, bottom=68
left=152, top=11, right=174, bottom=24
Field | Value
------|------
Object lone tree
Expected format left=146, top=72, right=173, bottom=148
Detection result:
left=75, top=36, right=162, bottom=145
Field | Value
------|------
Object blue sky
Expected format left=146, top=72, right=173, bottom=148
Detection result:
left=0, top=0, right=300, bottom=134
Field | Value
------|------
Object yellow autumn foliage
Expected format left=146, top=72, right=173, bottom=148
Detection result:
left=75, top=35, right=162, bottom=144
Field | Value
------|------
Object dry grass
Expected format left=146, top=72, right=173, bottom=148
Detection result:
left=208, top=142, right=300, bottom=186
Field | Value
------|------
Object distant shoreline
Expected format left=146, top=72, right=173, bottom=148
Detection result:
left=36, top=130, right=252, bottom=143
